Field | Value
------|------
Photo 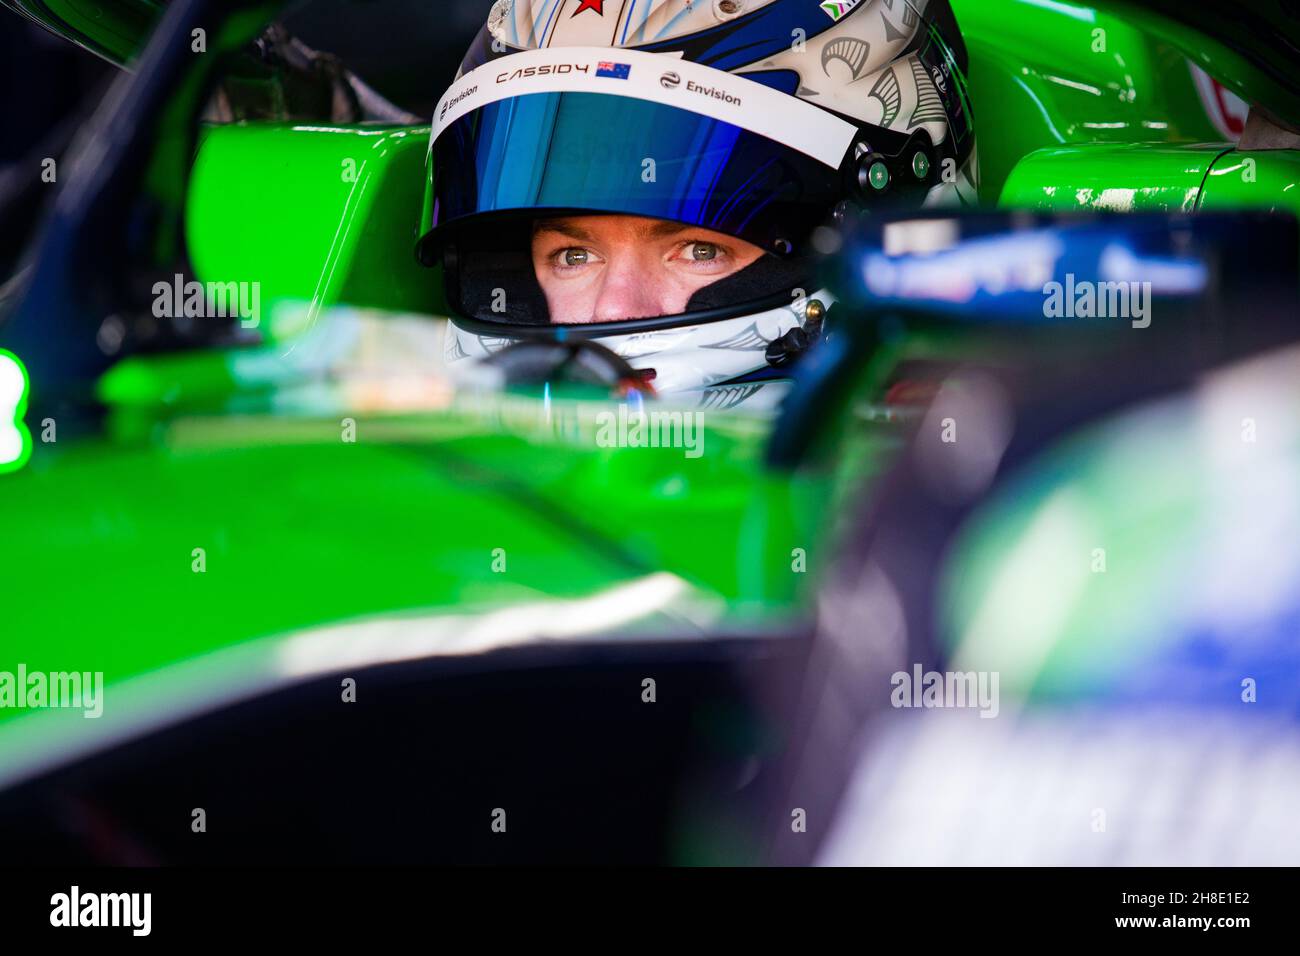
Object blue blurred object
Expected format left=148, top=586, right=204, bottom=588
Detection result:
left=827, top=210, right=1296, bottom=332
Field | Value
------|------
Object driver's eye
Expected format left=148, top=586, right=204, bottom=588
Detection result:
left=562, top=248, right=590, bottom=267
left=689, top=242, right=719, bottom=262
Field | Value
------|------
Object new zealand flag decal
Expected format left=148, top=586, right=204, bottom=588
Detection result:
left=597, top=62, right=631, bottom=79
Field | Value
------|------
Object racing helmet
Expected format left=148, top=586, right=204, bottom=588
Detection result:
left=417, top=0, right=979, bottom=396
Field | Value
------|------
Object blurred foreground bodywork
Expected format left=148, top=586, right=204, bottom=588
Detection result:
left=814, top=344, right=1300, bottom=865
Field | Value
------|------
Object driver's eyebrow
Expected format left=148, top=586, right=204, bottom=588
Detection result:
left=534, top=218, right=701, bottom=244
left=639, top=219, right=695, bottom=240
left=533, top=219, right=595, bottom=243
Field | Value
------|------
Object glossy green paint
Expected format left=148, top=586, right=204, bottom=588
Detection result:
left=185, top=123, right=443, bottom=321
left=1199, top=150, right=1300, bottom=218
left=952, top=0, right=1222, bottom=202
left=0, top=385, right=858, bottom=720
left=999, top=144, right=1300, bottom=218
left=1105, top=3, right=1300, bottom=129
left=998, top=143, right=1229, bottom=211
left=956, top=1, right=1300, bottom=216
left=4, top=287, right=891, bottom=729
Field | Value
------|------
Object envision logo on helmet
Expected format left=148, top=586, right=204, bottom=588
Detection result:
left=440, top=84, right=478, bottom=120
left=686, top=80, right=741, bottom=107
left=660, top=71, right=681, bottom=89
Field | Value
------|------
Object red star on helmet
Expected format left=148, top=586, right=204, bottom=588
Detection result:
left=571, top=0, right=605, bottom=16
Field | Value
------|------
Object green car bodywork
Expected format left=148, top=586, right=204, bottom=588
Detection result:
left=0, top=0, right=1297, bottom=784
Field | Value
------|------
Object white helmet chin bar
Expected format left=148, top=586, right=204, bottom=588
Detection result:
left=444, top=289, right=836, bottom=395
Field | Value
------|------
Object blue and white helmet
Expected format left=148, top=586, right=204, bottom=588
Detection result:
left=418, top=0, right=979, bottom=398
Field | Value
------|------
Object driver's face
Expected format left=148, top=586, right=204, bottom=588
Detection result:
left=531, top=215, right=765, bottom=324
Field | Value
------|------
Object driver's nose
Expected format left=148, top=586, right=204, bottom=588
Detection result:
left=590, top=249, right=670, bottom=323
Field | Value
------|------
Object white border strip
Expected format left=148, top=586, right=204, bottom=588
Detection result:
left=431, top=46, right=858, bottom=168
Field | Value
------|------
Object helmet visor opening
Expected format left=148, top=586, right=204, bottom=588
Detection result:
left=442, top=211, right=815, bottom=334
